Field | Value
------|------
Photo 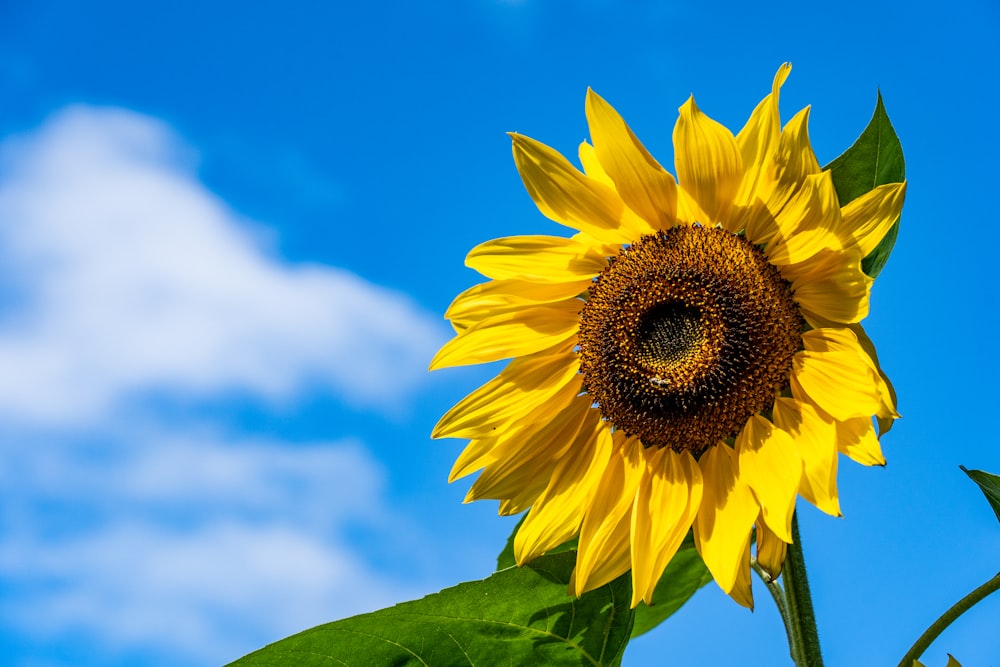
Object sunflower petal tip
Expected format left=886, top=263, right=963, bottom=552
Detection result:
left=771, top=62, right=792, bottom=90
left=428, top=350, right=451, bottom=371
left=729, top=587, right=754, bottom=610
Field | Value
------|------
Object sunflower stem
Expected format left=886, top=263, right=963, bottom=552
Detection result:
left=753, top=558, right=796, bottom=657
left=783, top=512, right=823, bottom=667
left=896, top=570, right=1000, bottom=667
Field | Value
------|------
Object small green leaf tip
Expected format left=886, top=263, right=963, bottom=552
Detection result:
left=826, top=91, right=906, bottom=279
left=960, top=466, right=1000, bottom=524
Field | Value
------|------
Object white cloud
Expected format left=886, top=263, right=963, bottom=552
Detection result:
left=0, top=433, right=433, bottom=665
left=0, top=105, right=446, bottom=425
left=0, top=108, right=449, bottom=665
left=7, top=524, right=408, bottom=662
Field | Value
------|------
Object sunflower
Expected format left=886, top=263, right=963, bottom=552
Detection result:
left=430, top=64, right=906, bottom=608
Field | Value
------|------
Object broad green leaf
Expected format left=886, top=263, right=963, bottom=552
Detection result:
left=496, top=515, right=522, bottom=570
left=497, top=514, right=577, bottom=571
left=824, top=92, right=906, bottom=279
left=499, top=520, right=710, bottom=639
left=229, top=551, right=634, bottom=667
left=960, top=466, right=1000, bottom=524
left=630, top=538, right=712, bottom=638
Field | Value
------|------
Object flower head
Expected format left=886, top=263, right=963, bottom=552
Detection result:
left=430, top=64, right=906, bottom=607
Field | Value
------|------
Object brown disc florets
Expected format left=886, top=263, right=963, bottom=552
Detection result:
left=577, top=225, right=803, bottom=454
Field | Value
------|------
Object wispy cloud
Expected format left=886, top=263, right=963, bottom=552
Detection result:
left=0, top=108, right=447, bottom=665
left=0, top=432, right=429, bottom=664
left=0, top=105, right=447, bottom=426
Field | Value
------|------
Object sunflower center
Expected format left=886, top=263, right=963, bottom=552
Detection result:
left=635, top=302, right=707, bottom=374
left=578, top=225, right=803, bottom=454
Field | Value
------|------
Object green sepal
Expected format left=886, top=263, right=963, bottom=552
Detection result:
left=824, top=91, right=906, bottom=279
left=960, top=466, right=1000, bottom=524
left=229, top=551, right=634, bottom=667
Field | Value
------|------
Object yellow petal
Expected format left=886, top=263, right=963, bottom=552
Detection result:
left=499, top=495, right=535, bottom=517
left=466, top=393, right=592, bottom=501
left=449, top=435, right=500, bottom=484
left=728, top=538, right=754, bottom=610
left=586, top=89, right=679, bottom=229
left=510, top=133, right=645, bottom=243
left=693, top=444, right=758, bottom=594
left=767, top=171, right=843, bottom=266
left=630, top=448, right=703, bottom=606
left=573, top=434, right=644, bottom=594
left=790, top=328, right=882, bottom=421
left=755, top=514, right=788, bottom=582
left=515, top=414, right=612, bottom=563
left=777, top=106, right=822, bottom=175
left=429, top=300, right=579, bottom=369
left=849, top=323, right=900, bottom=435
left=773, top=397, right=841, bottom=517
left=578, top=140, right=615, bottom=188
left=837, top=416, right=886, bottom=466
left=740, top=199, right=782, bottom=248
left=735, top=63, right=791, bottom=208
left=673, top=96, right=743, bottom=226
left=840, top=181, right=907, bottom=256
left=675, top=184, right=712, bottom=227
left=786, top=248, right=872, bottom=326
left=465, top=235, right=607, bottom=282
left=736, top=415, right=801, bottom=543
left=759, top=106, right=821, bottom=219
left=568, top=537, right=631, bottom=598
left=434, top=347, right=580, bottom=440
left=446, top=278, right=590, bottom=331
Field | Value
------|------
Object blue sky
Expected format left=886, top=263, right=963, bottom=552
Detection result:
left=0, top=1, right=997, bottom=666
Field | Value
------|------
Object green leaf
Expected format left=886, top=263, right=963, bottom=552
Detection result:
left=499, top=520, right=710, bottom=640
left=497, top=515, right=577, bottom=571
left=824, top=91, right=906, bottom=279
left=960, top=466, right=1000, bottom=524
left=630, top=534, right=712, bottom=638
left=496, top=516, right=521, bottom=570
left=497, top=514, right=528, bottom=572
left=229, top=551, right=635, bottom=667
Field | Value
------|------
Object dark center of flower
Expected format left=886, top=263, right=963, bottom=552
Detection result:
left=578, top=225, right=803, bottom=454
